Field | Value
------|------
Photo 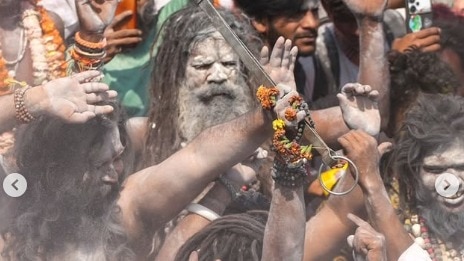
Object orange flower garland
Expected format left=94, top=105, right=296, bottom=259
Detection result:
left=256, top=85, right=279, bottom=110
left=37, top=5, right=66, bottom=80
left=0, top=49, right=10, bottom=95
left=0, top=1, right=66, bottom=96
left=272, top=119, right=312, bottom=163
left=257, top=85, right=313, bottom=164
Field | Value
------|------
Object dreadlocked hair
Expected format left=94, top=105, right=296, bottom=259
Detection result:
left=3, top=103, right=135, bottom=260
left=174, top=210, right=268, bottom=261
left=389, top=48, right=458, bottom=106
left=143, top=4, right=262, bottom=168
left=386, top=94, right=464, bottom=211
left=385, top=48, right=459, bottom=136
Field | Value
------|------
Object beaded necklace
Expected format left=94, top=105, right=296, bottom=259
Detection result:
left=403, top=212, right=464, bottom=261
left=0, top=1, right=66, bottom=95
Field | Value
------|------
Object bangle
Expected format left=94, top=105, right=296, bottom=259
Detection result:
left=218, top=176, right=240, bottom=200
left=69, top=46, right=105, bottom=72
left=186, top=203, right=220, bottom=221
left=74, top=41, right=105, bottom=54
left=73, top=45, right=106, bottom=59
left=14, top=86, right=35, bottom=124
left=75, top=31, right=106, bottom=50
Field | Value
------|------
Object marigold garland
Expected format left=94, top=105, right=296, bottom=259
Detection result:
left=0, top=49, right=10, bottom=95
left=38, top=5, right=67, bottom=79
left=257, top=85, right=313, bottom=164
left=272, top=119, right=312, bottom=163
left=284, top=107, right=297, bottom=121
left=256, top=85, right=279, bottom=110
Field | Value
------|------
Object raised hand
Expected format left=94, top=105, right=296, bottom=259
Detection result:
left=103, top=10, right=143, bottom=62
left=337, top=83, right=380, bottom=137
left=260, top=37, right=298, bottom=91
left=347, top=213, right=387, bottom=261
left=36, top=71, right=117, bottom=123
left=76, top=0, right=119, bottom=36
left=392, top=27, right=441, bottom=53
left=343, top=0, right=387, bottom=18
left=337, top=130, right=392, bottom=193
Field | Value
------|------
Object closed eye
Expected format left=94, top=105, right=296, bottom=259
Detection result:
left=222, top=61, right=237, bottom=67
left=422, top=166, right=447, bottom=174
left=192, top=63, right=212, bottom=70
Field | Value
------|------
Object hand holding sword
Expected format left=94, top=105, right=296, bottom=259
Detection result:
left=193, top=0, right=382, bottom=195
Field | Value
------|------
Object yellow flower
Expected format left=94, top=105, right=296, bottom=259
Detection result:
left=272, top=119, right=285, bottom=130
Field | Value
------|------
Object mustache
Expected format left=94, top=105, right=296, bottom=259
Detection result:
left=294, top=30, right=318, bottom=39
left=193, top=83, right=238, bottom=102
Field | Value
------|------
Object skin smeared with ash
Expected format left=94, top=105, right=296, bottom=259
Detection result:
left=417, top=141, right=464, bottom=244
left=179, top=31, right=254, bottom=142
left=345, top=0, right=390, bottom=130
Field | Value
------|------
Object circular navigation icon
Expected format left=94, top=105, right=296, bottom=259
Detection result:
left=435, top=173, right=460, bottom=198
left=3, top=173, right=27, bottom=197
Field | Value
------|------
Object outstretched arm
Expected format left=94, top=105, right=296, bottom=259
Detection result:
left=0, top=71, right=116, bottom=133
left=117, top=38, right=298, bottom=250
left=339, top=130, right=413, bottom=260
left=303, top=83, right=382, bottom=260
left=344, top=0, right=390, bottom=130
left=298, top=0, right=389, bottom=148
left=155, top=159, right=260, bottom=261
left=261, top=172, right=306, bottom=261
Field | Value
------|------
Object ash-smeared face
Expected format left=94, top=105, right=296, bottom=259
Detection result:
left=414, top=141, right=464, bottom=241
left=419, top=141, right=464, bottom=213
left=85, top=125, right=125, bottom=199
left=178, top=31, right=254, bottom=142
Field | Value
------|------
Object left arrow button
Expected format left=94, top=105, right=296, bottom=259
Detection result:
left=3, top=173, right=27, bottom=197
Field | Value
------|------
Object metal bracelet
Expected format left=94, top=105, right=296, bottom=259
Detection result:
left=318, top=155, right=359, bottom=196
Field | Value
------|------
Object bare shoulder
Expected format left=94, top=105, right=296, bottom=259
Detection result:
left=125, top=117, right=148, bottom=153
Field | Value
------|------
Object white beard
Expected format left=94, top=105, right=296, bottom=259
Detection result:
left=178, top=78, right=254, bottom=143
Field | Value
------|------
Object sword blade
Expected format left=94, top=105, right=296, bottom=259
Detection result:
left=195, top=0, right=275, bottom=86
left=194, top=0, right=337, bottom=167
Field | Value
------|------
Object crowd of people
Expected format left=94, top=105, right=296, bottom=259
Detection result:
left=0, top=0, right=463, bottom=260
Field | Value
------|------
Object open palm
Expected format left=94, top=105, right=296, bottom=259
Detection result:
left=260, top=37, right=298, bottom=91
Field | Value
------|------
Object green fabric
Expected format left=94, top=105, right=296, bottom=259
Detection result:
left=102, top=0, right=189, bottom=117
